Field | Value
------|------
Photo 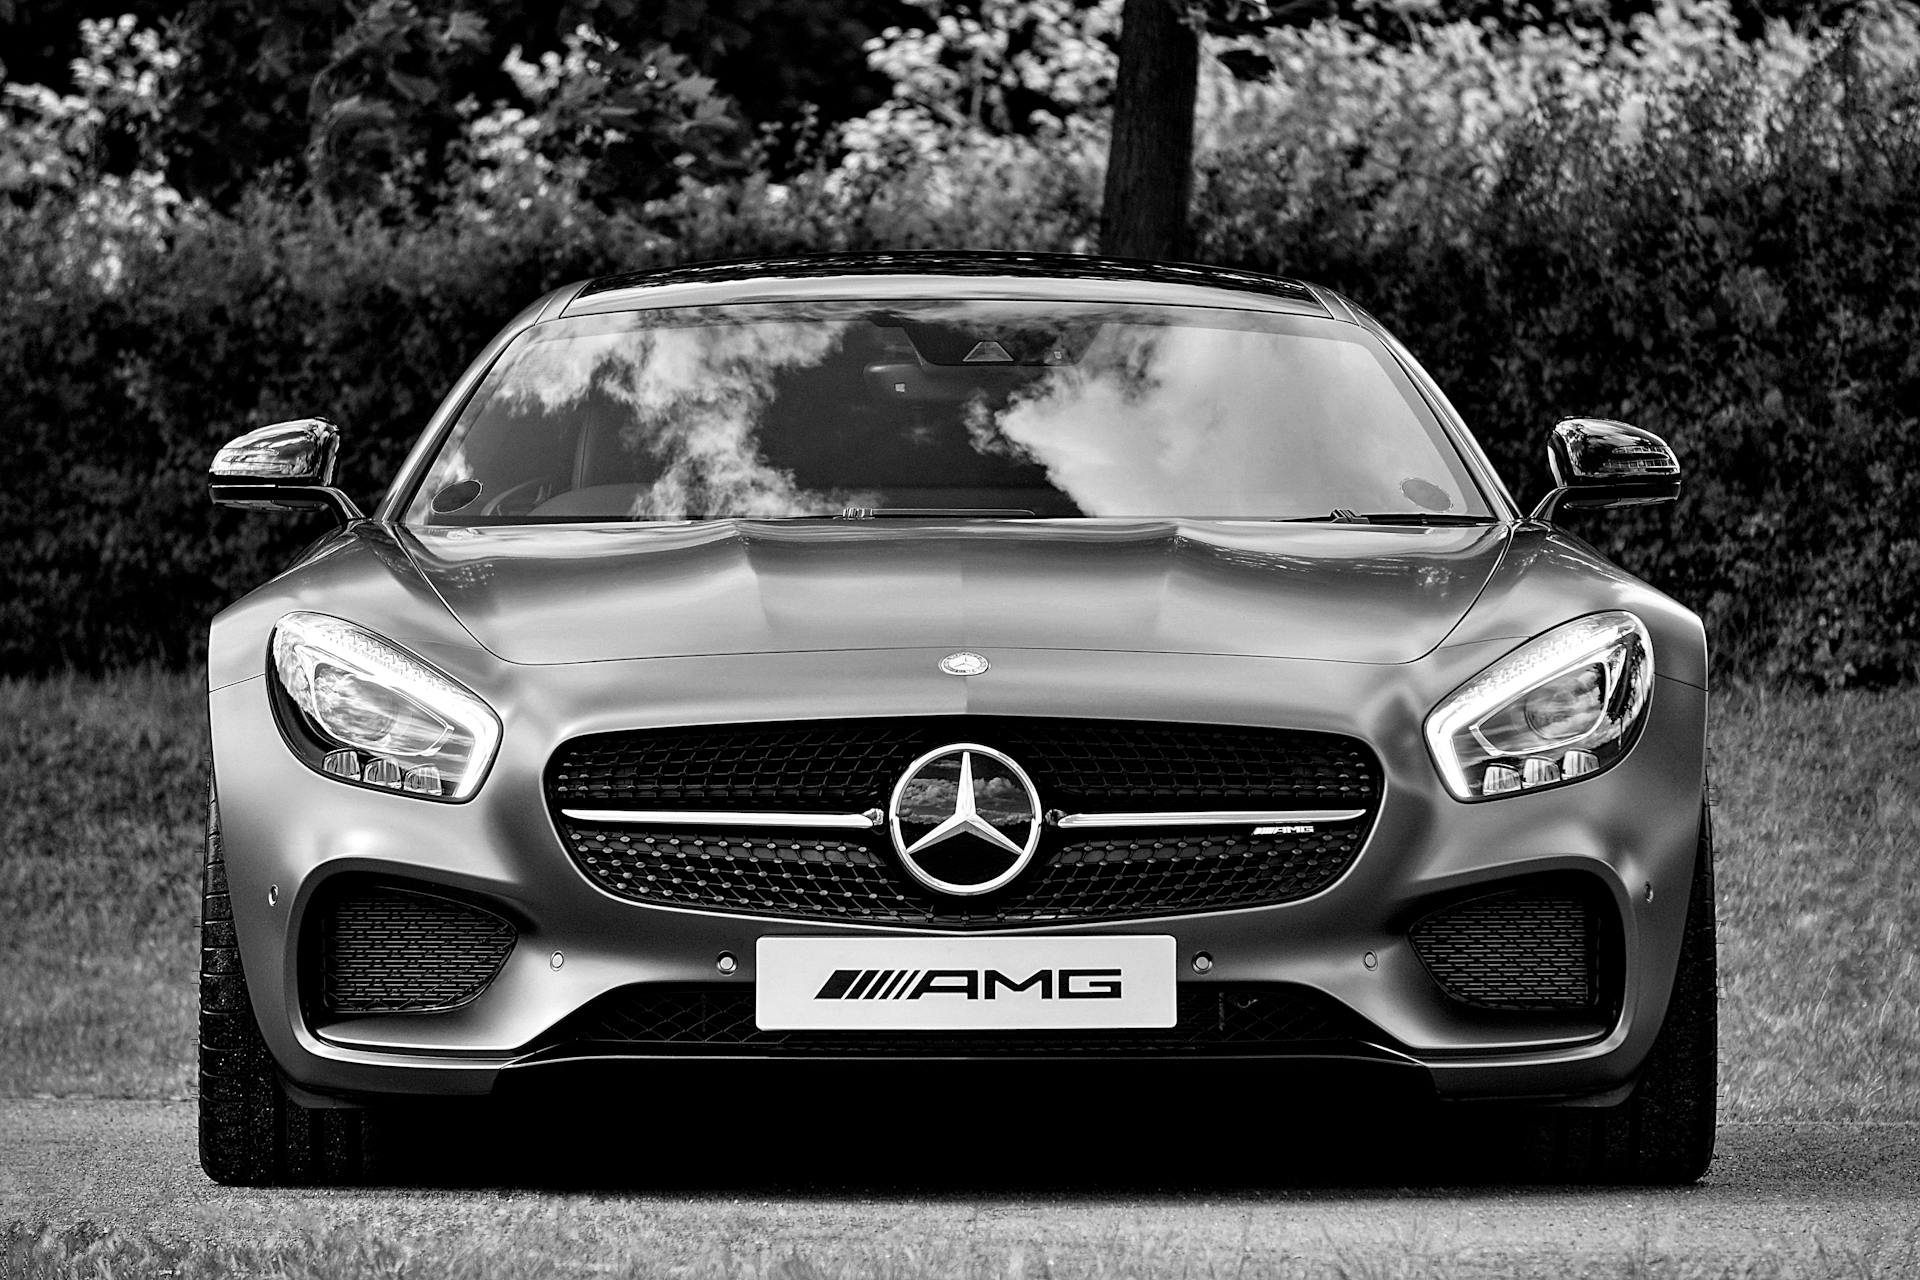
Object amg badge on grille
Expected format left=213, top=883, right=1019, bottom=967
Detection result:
left=938, top=651, right=990, bottom=676
left=888, top=744, right=1041, bottom=896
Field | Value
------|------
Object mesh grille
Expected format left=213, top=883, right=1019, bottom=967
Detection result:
left=319, top=887, right=516, bottom=1014
left=549, top=717, right=1378, bottom=927
left=548, top=983, right=1372, bottom=1055
left=1408, top=889, right=1599, bottom=1010
left=552, top=722, right=922, bottom=813
left=560, top=824, right=1365, bottom=928
left=1028, top=831, right=1358, bottom=917
left=548, top=717, right=1378, bottom=812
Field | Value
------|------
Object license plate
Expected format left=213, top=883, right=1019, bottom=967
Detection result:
left=755, top=935, right=1176, bottom=1030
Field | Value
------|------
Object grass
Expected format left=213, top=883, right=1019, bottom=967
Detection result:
left=0, top=672, right=204, bottom=1100
left=0, top=1217, right=1916, bottom=1280
left=0, top=672, right=1916, bottom=1119
left=1711, top=686, right=1920, bottom=1120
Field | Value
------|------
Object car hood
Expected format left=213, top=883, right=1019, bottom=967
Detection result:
left=397, top=520, right=1511, bottom=666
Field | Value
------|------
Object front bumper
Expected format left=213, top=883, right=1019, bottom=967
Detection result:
left=209, top=642, right=1707, bottom=1106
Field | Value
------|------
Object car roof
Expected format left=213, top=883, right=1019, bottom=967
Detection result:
left=564, top=251, right=1337, bottom=319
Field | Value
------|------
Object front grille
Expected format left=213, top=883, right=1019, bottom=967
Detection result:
left=549, top=718, right=1378, bottom=812
left=318, top=887, right=516, bottom=1014
left=546, top=983, right=1374, bottom=1055
left=1409, top=888, right=1601, bottom=1010
left=549, top=717, right=1378, bottom=928
left=562, top=825, right=1364, bottom=927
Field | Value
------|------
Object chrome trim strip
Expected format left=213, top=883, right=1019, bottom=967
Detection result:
left=562, top=806, right=1365, bottom=832
left=560, top=808, right=883, bottom=830
left=1050, top=808, right=1366, bottom=830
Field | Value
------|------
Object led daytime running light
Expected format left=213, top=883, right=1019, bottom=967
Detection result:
left=1425, top=612, right=1652, bottom=800
left=270, top=612, right=501, bottom=800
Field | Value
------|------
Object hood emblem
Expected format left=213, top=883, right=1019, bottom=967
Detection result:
left=888, top=744, right=1041, bottom=897
left=938, top=651, right=990, bottom=676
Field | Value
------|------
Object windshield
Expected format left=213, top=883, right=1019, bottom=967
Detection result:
left=401, top=300, right=1492, bottom=524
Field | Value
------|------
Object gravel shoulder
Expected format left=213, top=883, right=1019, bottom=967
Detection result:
left=3, top=1101, right=1916, bottom=1275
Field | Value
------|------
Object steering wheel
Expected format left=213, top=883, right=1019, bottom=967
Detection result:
left=478, top=478, right=555, bottom=517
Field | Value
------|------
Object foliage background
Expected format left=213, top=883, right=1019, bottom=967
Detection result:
left=2, top=0, right=1917, bottom=684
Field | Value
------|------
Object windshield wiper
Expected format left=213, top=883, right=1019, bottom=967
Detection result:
left=1289, top=510, right=1497, bottom=526
left=1351, top=512, right=1500, bottom=525
left=836, top=507, right=1038, bottom=519
left=741, top=508, right=1039, bottom=522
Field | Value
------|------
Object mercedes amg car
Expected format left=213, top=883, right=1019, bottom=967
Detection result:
left=200, top=251, right=1713, bottom=1185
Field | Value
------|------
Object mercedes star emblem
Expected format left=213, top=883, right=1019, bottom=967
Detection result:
left=938, top=651, right=990, bottom=676
left=887, top=743, right=1041, bottom=896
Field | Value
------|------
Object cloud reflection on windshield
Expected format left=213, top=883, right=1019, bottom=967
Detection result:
left=984, top=326, right=1459, bottom=518
left=412, top=301, right=1479, bottom=524
left=504, top=321, right=874, bottom=519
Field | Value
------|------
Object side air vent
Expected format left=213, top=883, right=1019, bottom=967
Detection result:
left=1409, top=887, right=1604, bottom=1010
left=317, top=886, right=515, bottom=1014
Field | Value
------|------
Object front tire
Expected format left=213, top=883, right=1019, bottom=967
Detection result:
left=1537, top=801, right=1718, bottom=1184
left=198, top=776, right=375, bottom=1186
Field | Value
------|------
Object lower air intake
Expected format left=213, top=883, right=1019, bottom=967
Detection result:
left=318, top=886, right=516, bottom=1014
left=545, top=983, right=1373, bottom=1055
left=1409, top=887, right=1602, bottom=1010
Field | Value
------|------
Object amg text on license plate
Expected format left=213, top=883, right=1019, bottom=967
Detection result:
left=754, top=935, right=1176, bottom=1030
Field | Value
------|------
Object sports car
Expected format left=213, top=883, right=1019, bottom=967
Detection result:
left=200, top=251, right=1713, bottom=1185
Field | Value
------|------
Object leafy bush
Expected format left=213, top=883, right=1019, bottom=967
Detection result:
left=0, top=197, right=650, bottom=669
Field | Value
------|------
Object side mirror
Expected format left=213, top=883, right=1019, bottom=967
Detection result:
left=1531, top=418, right=1680, bottom=522
left=209, top=418, right=362, bottom=523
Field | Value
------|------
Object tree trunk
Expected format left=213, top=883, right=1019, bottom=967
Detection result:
left=1098, top=0, right=1201, bottom=261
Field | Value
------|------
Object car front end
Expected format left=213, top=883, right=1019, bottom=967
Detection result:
left=200, top=253, right=1712, bottom=1185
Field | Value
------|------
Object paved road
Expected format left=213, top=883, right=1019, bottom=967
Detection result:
left=3, top=1101, right=1917, bottom=1275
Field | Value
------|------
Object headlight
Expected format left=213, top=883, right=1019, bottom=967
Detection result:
left=269, top=612, right=501, bottom=800
left=1425, top=612, right=1652, bottom=800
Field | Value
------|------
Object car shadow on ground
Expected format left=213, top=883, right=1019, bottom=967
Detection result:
left=355, top=1081, right=1637, bottom=1196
